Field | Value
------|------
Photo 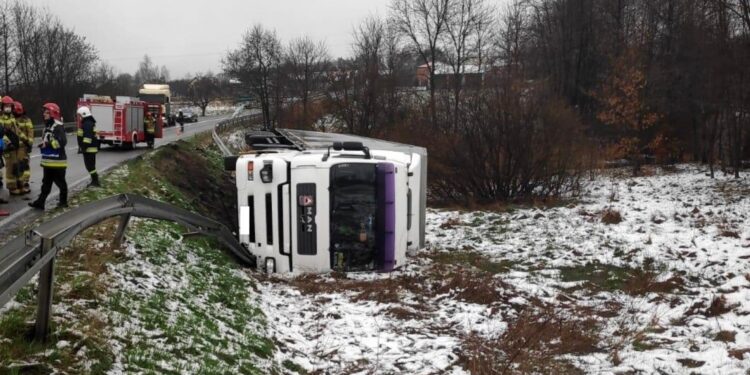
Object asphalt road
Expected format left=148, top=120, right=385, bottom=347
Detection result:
left=0, top=115, right=227, bottom=232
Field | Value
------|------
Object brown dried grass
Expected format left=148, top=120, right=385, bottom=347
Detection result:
left=601, top=209, right=623, bottom=224
left=459, top=306, right=598, bottom=374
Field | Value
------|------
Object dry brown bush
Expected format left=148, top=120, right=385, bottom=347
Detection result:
left=384, top=306, right=425, bottom=321
left=706, top=295, right=732, bottom=317
left=623, top=272, right=684, bottom=296
left=277, top=99, right=328, bottom=130
left=384, top=82, right=589, bottom=204
left=284, top=272, right=427, bottom=305
left=601, top=209, right=623, bottom=224
left=433, top=266, right=508, bottom=305
left=439, top=217, right=462, bottom=229
left=729, top=348, right=750, bottom=360
left=715, top=330, right=736, bottom=343
left=459, top=306, right=598, bottom=374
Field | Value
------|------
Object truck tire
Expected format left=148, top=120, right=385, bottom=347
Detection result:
left=123, top=133, right=137, bottom=150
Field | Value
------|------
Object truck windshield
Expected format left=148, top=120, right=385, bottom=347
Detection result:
left=330, top=163, right=377, bottom=271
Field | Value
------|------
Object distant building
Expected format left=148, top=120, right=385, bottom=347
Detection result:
left=415, top=62, right=485, bottom=89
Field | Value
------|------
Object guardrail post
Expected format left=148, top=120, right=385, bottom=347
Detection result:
left=34, top=238, right=55, bottom=342
left=113, top=214, right=131, bottom=248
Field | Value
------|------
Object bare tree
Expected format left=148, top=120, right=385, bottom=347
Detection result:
left=443, top=0, right=492, bottom=128
left=1, top=2, right=14, bottom=94
left=188, top=72, right=220, bottom=116
left=134, top=55, right=169, bottom=86
left=9, top=4, right=97, bottom=119
left=224, top=24, right=283, bottom=129
left=285, top=36, right=329, bottom=127
left=496, top=1, right=528, bottom=73
left=325, top=16, right=410, bottom=136
left=327, top=17, right=386, bottom=135
left=390, top=0, right=451, bottom=124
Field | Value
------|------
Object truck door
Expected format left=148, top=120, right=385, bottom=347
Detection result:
left=290, top=166, right=330, bottom=273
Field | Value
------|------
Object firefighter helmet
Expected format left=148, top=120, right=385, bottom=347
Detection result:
left=1, top=96, right=14, bottom=105
left=42, top=103, right=62, bottom=121
left=77, top=106, right=92, bottom=118
left=13, top=101, right=24, bottom=115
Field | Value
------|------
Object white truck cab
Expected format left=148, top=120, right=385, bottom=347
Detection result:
left=231, top=130, right=426, bottom=274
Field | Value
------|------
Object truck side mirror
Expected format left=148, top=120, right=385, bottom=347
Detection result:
left=224, top=155, right=238, bottom=171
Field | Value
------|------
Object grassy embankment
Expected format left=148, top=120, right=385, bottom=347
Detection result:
left=0, top=134, right=274, bottom=374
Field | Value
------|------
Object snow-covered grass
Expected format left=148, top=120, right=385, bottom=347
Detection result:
left=260, top=165, right=750, bottom=374
left=312, top=114, right=344, bottom=132
left=104, top=220, right=273, bottom=374
left=226, top=128, right=249, bottom=153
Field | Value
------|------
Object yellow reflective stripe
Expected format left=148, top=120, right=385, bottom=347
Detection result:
left=40, top=160, right=67, bottom=168
left=83, top=137, right=92, bottom=144
left=77, top=129, right=84, bottom=136
left=85, top=147, right=98, bottom=153
left=89, top=170, right=98, bottom=175
left=50, top=139, right=60, bottom=149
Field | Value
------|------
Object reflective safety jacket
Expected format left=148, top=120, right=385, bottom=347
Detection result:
left=14, top=115, right=34, bottom=148
left=77, top=116, right=99, bottom=153
left=40, top=120, right=67, bottom=168
left=0, top=113, right=18, bottom=150
left=144, top=116, right=155, bottom=134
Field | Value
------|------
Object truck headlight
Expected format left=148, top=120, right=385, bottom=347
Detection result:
left=260, top=161, right=273, bottom=183
left=265, top=257, right=276, bottom=274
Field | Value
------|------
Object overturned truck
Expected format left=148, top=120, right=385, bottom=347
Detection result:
left=225, top=129, right=427, bottom=274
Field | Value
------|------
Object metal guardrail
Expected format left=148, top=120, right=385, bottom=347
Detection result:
left=0, top=194, right=254, bottom=342
left=32, top=122, right=77, bottom=137
left=212, top=112, right=263, bottom=156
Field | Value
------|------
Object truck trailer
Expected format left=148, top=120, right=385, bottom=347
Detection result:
left=226, top=129, right=427, bottom=274
left=77, top=95, right=163, bottom=149
left=138, top=84, right=171, bottom=118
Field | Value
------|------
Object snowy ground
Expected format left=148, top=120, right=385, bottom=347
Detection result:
left=2, top=161, right=748, bottom=373
left=259, top=165, right=750, bottom=374
left=226, top=128, right=249, bottom=153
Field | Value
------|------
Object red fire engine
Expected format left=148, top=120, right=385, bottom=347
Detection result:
left=76, top=95, right=163, bottom=149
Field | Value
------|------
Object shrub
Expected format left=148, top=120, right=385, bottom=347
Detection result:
left=386, top=80, right=589, bottom=204
left=601, top=209, right=623, bottom=224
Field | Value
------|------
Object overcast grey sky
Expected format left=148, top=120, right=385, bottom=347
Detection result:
left=33, top=0, right=391, bottom=78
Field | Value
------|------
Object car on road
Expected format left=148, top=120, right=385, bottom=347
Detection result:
left=178, top=108, right=199, bottom=123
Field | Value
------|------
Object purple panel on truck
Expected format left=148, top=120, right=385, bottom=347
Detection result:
left=377, top=163, right=396, bottom=272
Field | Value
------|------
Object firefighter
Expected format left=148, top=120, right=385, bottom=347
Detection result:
left=0, top=96, right=23, bottom=196
left=29, top=103, right=68, bottom=210
left=76, top=106, right=100, bottom=187
left=13, top=101, right=34, bottom=194
left=144, top=111, right=156, bottom=148
left=177, top=110, right=184, bottom=132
